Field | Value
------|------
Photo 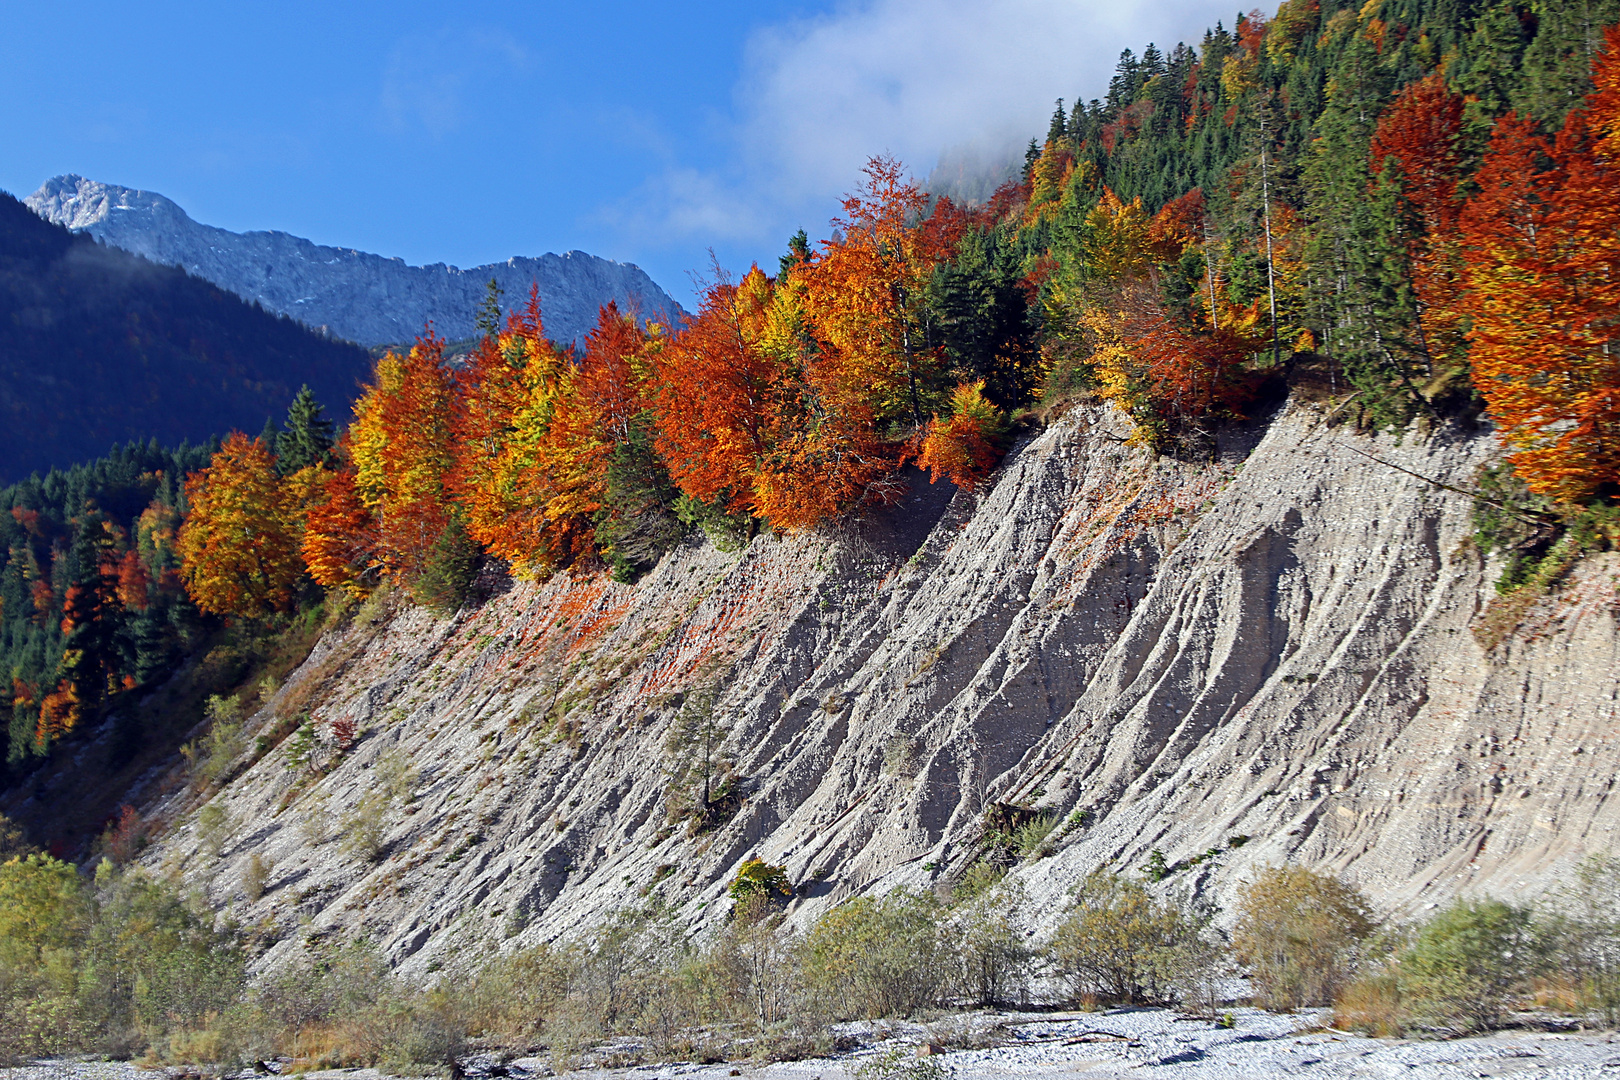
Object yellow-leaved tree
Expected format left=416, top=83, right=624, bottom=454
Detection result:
left=177, top=433, right=302, bottom=618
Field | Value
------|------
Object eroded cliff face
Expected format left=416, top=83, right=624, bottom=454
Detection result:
left=138, top=396, right=1620, bottom=974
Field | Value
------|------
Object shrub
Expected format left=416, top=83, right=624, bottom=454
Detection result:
left=854, top=1046, right=949, bottom=1080
left=729, top=859, right=793, bottom=905
left=0, top=858, right=243, bottom=1061
left=340, top=788, right=394, bottom=863
left=951, top=862, right=1006, bottom=904
left=0, top=853, right=91, bottom=962
left=1333, top=970, right=1404, bottom=1037
left=242, top=853, right=272, bottom=902
left=196, top=803, right=232, bottom=858
left=883, top=734, right=920, bottom=777
left=1012, top=813, right=1058, bottom=858
left=947, top=876, right=1034, bottom=1006
left=799, top=888, right=946, bottom=1020
left=1397, top=898, right=1536, bottom=1033
left=1541, top=853, right=1620, bottom=1026
left=1048, top=870, right=1205, bottom=1006
left=720, top=895, right=800, bottom=1030
left=101, top=805, right=146, bottom=865
left=457, top=943, right=573, bottom=1045
left=1233, top=866, right=1376, bottom=1011
left=674, top=493, right=753, bottom=553
left=0, top=812, right=36, bottom=860
left=182, top=694, right=245, bottom=789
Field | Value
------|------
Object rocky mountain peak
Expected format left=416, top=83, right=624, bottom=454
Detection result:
left=25, top=174, right=685, bottom=348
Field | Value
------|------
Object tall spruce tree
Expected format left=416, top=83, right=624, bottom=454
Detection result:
left=276, top=386, right=336, bottom=475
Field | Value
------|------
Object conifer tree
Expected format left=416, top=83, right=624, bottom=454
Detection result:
left=276, top=386, right=336, bottom=475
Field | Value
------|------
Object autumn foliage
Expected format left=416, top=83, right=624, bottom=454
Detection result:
left=178, top=433, right=302, bottom=618
left=121, top=21, right=1620, bottom=653
left=17, top=8, right=1620, bottom=782
left=917, top=382, right=1008, bottom=491
left=1456, top=30, right=1620, bottom=501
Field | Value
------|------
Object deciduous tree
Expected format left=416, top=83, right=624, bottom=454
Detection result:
left=177, top=433, right=301, bottom=618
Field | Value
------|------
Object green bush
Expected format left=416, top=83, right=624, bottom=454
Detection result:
left=1233, top=866, right=1376, bottom=1011
left=0, top=813, right=33, bottom=860
left=947, top=875, right=1035, bottom=1006
left=182, top=694, right=244, bottom=789
left=674, top=493, right=753, bottom=553
left=854, top=1046, right=949, bottom=1080
left=1012, top=813, right=1059, bottom=858
left=196, top=803, right=232, bottom=858
left=1048, top=870, right=1208, bottom=1006
left=799, top=888, right=946, bottom=1020
left=1397, top=898, right=1536, bottom=1033
left=0, top=856, right=243, bottom=1062
left=729, top=859, right=793, bottom=904
left=1538, top=853, right=1620, bottom=1027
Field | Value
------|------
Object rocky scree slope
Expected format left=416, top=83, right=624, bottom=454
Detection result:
left=137, top=396, right=1620, bottom=975
left=26, top=175, right=684, bottom=347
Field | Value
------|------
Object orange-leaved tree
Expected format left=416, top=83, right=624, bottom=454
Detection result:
left=799, top=155, right=960, bottom=431
left=1459, top=30, right=1620, bottom=501
left=653, top=266, right=778, bottom=516
left=1370, top=72, right=1469, bottom=369
left=751, top=263, right=909, bottom=531
left=349, top=332, right=457, bottom=581
left=178, top=433, right=303, bottom=617
left=917, top=381, right=1009, bottom=491
left=549, top=302, right=685, bottom=578
left=546, top=302, right=654, bottom=521
left=300, top=458, right=374, bottom=595
left=1073, top=189, right=1264, bottom=441
left=447, top=290, right=581, bottom=577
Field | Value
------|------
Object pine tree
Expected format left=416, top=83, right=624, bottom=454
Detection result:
left=475, top=277, right=504, bottom=339
left=276, top=386, right=336, bottom=475
left=778, top=229, right=811, bottom=279
left=409, top=511, right=480, bottom=616
left=1047, top=99, right=1069, bottom=145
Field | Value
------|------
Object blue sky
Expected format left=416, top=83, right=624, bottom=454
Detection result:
left=2, top=0, right=1243, bottom=307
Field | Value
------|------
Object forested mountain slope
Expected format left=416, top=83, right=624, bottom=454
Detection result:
left=0, top=192, right=371, bottom=481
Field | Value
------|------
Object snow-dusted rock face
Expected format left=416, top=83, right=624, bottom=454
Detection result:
left=25, top=175, right=684, bottom=347
left=138, top=398, right=1620, bottom=976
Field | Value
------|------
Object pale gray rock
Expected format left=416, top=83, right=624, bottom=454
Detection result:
left=25, top=175, right=684, bottom=347
left=134, top=397, right=1620, bottom=981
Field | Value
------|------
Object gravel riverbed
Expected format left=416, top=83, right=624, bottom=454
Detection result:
left=6, top=1009, right=1618, bottom=1080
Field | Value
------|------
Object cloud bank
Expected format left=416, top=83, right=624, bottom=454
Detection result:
left=615, top=0, right=1241, bottom=254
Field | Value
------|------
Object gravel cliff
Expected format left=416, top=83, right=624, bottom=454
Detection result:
left=136, top=397, right=1620, bottom=974
left=25, top=175, right=684, bottom=347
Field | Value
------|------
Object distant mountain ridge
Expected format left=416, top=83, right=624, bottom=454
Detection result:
left=26, top=175, right=684, bottom=347
left=0, top=192, right=374, bottom=482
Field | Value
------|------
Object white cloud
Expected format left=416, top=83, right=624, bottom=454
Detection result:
left=618, top=0, right=1239, bottom=251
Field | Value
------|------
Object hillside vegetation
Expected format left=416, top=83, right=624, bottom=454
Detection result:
left=157, top=0, right=1620, bottom=633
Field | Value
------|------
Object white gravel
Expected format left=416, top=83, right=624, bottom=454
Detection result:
left=589, top=1009, right=1620, bottom=1080
left=5, top=1010, right=1618, bottom=1080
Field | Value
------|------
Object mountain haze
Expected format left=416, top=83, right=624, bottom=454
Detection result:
left=27, top=175, right=685, bottom=348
